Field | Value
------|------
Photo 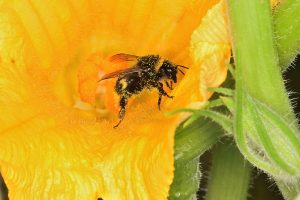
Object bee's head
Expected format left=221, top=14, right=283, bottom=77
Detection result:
left=159, top=61, right=189, bottom=83
left=159, top=61, right=178, bottom=83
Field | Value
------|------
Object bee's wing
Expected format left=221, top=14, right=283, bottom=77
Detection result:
left=110, top=53, right=139, bottom=63
left=98, top=67, right=142, bottom=82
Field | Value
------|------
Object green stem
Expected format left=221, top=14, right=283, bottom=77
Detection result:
left=275, top=0, right=300, bottom=68
left=174, top=117, right=224, bottom=162
left=227, top=0, right=293, bottom=118
left=184, top=109, right=232, bottom=133
left=169, top=117, right=224, bottom=199
left=169, top=158, right=200, bottom=200
left=205, top=139, right=251, bottom=200
left=227, top=0, right=280, bottom=176
left=226, top=0, right=300, bottom=198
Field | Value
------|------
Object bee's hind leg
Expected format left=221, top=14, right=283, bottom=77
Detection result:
left=156, top=82, right=174, bottom=110
left=158, top=94, right=162, bottom=110
left=114, top=96, right=128, bottom=128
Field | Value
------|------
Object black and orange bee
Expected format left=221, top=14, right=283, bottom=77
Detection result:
left=98, top=53, right=188, bottom=128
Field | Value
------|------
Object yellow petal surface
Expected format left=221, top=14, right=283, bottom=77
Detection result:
left=0, top=0, right=230, bottom=199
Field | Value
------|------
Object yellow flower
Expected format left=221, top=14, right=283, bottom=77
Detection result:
left=0, top=0, right=229, bottom=199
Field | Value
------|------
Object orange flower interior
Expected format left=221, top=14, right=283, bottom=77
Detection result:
left=0, top=0, right=230, bottom=199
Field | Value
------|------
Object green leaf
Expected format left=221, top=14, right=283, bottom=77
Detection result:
left=166, top=108, right=195, bottom=116
left=229, top=90, right=300, bottom=180
left=247, top=96, right=297, bottom=175
left=220, top=96, right=234, bottom=113
left=234, top=90, right=281, bottom=176
left=183, top=110, right=232, bottom=134
left=203, top=99, right=224, bottom=109
left=253, top=99, right=300, bottom=156
left=207, top=87, right=234, bottom=96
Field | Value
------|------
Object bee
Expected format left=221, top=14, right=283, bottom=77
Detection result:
left=98, top=53, right=188, bottom=128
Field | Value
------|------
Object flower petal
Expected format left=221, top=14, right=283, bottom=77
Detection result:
left=190, top=0, right=230, bottom=101
left=77, top=0, right=222, bottom=108
left=0, top=101, right=177, bottom=199
left=0, top=0, right=230, bottom=199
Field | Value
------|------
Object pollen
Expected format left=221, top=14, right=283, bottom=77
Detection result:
left=120, top=79, right=128, bottom=90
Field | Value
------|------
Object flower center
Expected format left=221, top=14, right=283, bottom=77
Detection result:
left=76, top=52, right=128, bottom=116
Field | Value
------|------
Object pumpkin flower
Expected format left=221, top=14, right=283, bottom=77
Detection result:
left=0, top=0, right=230, bottom=199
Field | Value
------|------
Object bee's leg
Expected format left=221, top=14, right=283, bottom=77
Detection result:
left=158, top=94, right=162, bottom=110
left=156, top=82, right=174, bottom=110
left=165, top=81, right=173, bottom=90
left=114, top=96, right=128, bottom=128
left=157, top=82, right=174, bottom=98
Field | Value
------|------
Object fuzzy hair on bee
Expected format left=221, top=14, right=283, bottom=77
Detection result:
left=98, top=53, right=188, bottom=128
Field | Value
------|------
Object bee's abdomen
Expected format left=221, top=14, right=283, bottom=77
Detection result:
left=115, top=79, right=127, bottom=94
left=115, top=73, right=144, bottom=96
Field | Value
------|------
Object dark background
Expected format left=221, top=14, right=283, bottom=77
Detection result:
left=284, top=55, right=300, bottom=117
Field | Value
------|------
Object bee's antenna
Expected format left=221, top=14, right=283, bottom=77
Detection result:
left=177, top=65, right=189, bottom=69
left=177, top=68, right=185, bottom=75
left=97, top=78, right=104, bottom=83
left=176, top=65, right=188, bottom=75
